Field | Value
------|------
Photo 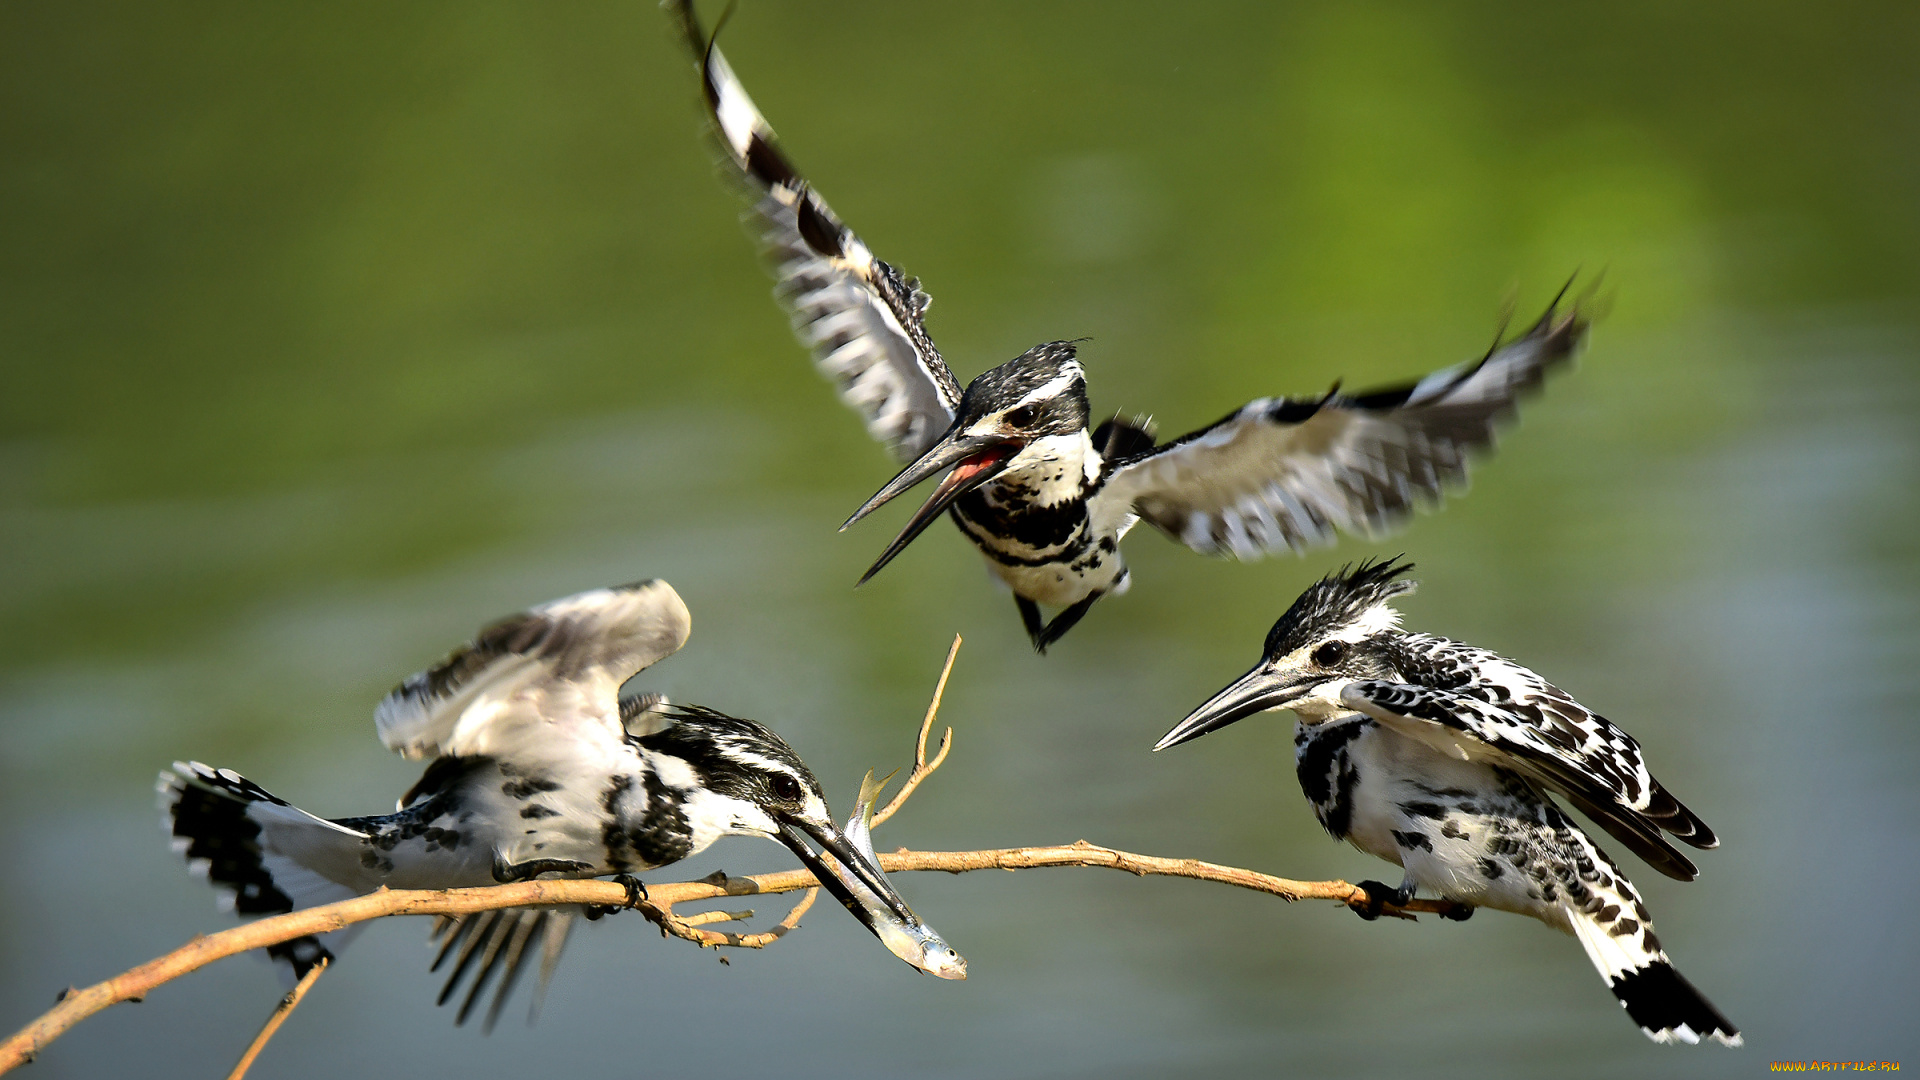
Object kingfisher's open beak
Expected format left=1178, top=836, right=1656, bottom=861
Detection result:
left=777, top=818, right=966, bottom=979
left=840, top=431, right=1021, bottom=586
left=1152, top=661, right=1323, bottom=751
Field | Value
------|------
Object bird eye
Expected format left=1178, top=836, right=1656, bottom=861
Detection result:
left=1312, top=641, right=1347, bottom=667
left=770, top=774, right=803, bottom=802
left=1005, top=405, right=1037, bottom=428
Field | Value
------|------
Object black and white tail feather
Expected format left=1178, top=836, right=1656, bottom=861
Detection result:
left=1558, top=845, right=1743, bottom=1046
left=160, top=763, right=371, bottom=982
left=1504, top=788, right=1741, bottom=1045
left=160, top=761, right=579, bottom=1031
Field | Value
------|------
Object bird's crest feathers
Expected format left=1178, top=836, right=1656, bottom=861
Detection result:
left=1264, top=557, right=1417, bottom=657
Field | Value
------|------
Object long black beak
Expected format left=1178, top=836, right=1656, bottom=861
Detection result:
left=840, top=431, right=1020, bottom=586
left=1152, top=661, right=1323, bottom=751
left=778, top=817, right=926, bottom=946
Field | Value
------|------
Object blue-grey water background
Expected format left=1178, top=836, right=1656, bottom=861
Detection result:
left=4, top=3, right=1917, bottom=1077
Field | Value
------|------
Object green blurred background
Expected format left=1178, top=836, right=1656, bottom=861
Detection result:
left=4, top=2, right=1916, bottom=1076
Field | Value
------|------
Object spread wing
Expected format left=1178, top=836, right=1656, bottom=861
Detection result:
left=374, top=579, right=692, bottom=763
left=1102, top=297, right=1585, bottom=557
left=1342, top=650, right=1717, bottom=882
left=671, top=1, right=961, bottom=462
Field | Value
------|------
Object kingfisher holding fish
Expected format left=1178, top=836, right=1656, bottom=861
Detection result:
left=162, top=579, right=963, bottom=1031
left=670, top=1, right=1588, bottom=653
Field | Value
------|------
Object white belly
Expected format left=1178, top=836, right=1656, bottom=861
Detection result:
left=1336, top=721, right=1568, bottom=925
left=977, top=547, right=1127, bottom=607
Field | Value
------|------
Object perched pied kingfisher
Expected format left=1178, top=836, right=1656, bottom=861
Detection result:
left=162, top=579, right=963, bottom=1032
left=670, top=1, right=1587, bottom=653
left=1153, top=560, right=1740, bottom=1046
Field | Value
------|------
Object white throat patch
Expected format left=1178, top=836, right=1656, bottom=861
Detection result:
left=1004, top=430, right=1098, bottom=502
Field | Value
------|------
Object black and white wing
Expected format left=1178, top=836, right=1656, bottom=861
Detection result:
left=1101, top=297, right=1585, bottom=557
left=373, top=579, right=692, bottom=763
left=1341, top=643, right=1717, bottom=882
left=671, top=1, right=962, bottom=462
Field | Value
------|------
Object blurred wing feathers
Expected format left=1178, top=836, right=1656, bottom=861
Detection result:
left=374, top=580, right=691, bottom=761
left=671, top=1, right=960, bottom=461
left=1105, top=297, right=1585, bottom=557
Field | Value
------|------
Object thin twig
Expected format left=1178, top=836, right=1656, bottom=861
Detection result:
left=224, top=956, right=327, bottom=1080
left=676, top=909, right=756, bottom=927
left=874, top=634, right=959, bottom=827
left=640, top=885, right=819, bottom=949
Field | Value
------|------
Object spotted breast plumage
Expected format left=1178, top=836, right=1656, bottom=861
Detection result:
left=162, top=580, right=962, bottom=1031
left=1155, top=559, right=1739, bottom=1046
left=668, top=0, right=1587, bottom=653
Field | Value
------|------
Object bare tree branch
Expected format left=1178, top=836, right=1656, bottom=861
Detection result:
left=0, top=636, right=1466, bottom=1073
left=0, top=847, right=1456, bottom=1071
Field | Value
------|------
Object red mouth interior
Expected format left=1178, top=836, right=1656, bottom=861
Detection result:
left=947, top=444, right=1016, bottom=486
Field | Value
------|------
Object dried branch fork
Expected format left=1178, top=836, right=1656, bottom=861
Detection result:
left=0, top=634, right=1455, bottom=1074
left=641, top=873, right=818, bottom=949
left=873, top=633, right=958, bottom=827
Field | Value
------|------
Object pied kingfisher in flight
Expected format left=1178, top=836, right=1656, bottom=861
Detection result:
left=163, top=580, right=962, bottom=1031
left=1154, top=560, right=1739, bottom=1046
left=670, top=1, right=1587, bottom=653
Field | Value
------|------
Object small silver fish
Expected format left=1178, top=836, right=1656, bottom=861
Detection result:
left=832, top=771, right=967, bottom=980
